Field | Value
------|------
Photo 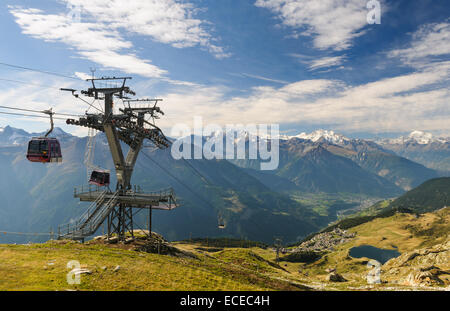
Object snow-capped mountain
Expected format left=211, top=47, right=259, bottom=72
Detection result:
left=181, top=129, right=261, bottom=147
left=183, top=129, right=354, bottom=146
left=376, top=131, right=450, bottom=172
left=290, top=129, right=352, bottom=144
left=378, top=131, right=449, bottom=145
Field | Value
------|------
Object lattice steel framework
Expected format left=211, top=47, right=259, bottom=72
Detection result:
left=58, top=77, right=178, bottom=242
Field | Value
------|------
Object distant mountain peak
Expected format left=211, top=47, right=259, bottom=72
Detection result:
left=407, top=130, right=441, bottom=144
left=290, top=129, right=351, bottom=144
left=408, top=131, right=450, bottom=144
left=28, top=126, right=72, bottom=138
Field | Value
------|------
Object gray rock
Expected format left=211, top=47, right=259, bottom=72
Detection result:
left=73, top=268, right=92, bottom=275
left=326, top=272, right=347, bottom=282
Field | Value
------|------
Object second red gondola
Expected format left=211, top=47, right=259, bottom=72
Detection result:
left=89, top=170, right=110, bottom=187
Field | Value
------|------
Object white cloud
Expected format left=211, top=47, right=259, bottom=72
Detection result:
left=155, top=65, right=449, bottom=135
left=79, top=50, right=167, bottom=77
left=255, top=0, right=374, bottom=51
left=388, top=21, right=450, bottom=68
left=289, top=53, right=346, bottom=70
left=237, top=73, right=289, bottom=84
left=1, top=66, right=448, bottom=137
left=9, top=7, right=167, bottom=78
left=74, top=72, right=91, bottom=80
left=9, top=1, right=228, bottom=80
left=308, top=56, right=345, bottom=70
left=276, top=79, right=340, bottom=97
left=4, top=3, right=449, bottom=136
left=65, top=0, right=229, bottom=58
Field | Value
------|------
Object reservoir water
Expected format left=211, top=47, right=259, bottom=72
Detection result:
left=349, top=245, right=400, bottom=264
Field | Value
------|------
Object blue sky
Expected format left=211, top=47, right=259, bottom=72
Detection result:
left=0, top=0, right=448, bottom=138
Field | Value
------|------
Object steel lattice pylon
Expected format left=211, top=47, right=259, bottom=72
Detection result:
left=58, top=77, right=178, bottom=242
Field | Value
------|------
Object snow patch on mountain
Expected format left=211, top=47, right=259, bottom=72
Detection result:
left=408, top=131, right=434, bottom=144
left=185, top=129, right=262, bottom=146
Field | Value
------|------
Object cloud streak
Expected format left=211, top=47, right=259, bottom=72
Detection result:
left=308, top=56, right=345, bottom=70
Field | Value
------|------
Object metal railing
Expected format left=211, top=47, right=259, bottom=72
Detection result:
left=80, top=191, right=119, bottom=235
left=58, top=190, right=117, bottom=239
left=74, top=184, right=105, bottom=196
left=59, top=186, right=178, bottom=239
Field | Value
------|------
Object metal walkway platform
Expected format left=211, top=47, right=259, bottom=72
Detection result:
left=73, top=185, right=178, bottom=210
left=58, top=185, right=178, bottom=240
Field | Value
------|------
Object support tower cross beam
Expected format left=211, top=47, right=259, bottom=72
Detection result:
left=58, top=77, right=177, bottom=242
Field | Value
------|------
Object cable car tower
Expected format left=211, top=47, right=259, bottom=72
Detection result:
left=58, top=77, right=178, bottom=242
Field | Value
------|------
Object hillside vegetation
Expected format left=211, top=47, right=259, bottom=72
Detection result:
left=388, top=177, right=450, bottom=213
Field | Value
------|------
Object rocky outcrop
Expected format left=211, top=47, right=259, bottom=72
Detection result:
left=405, top=268, right=446, bottom=286
left=326, top=271, right=347, bottom=282
left=385, top=240, right=449, bottom=268
left=383, top=239, right=450, bottom=287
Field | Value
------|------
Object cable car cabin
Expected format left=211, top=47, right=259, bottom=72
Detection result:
left=26, top=138, right=62, bottom=163
left=218, top=219, right=226, bottom=229
left=89, top=170, right=110, bottom=187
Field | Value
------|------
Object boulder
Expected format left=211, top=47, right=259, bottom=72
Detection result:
left=107, top=236, right=118, bottom=244
left=326, top=272, right=347, bottom=282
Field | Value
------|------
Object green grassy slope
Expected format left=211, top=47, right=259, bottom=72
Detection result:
left=0, top=240, right=308, bottom=291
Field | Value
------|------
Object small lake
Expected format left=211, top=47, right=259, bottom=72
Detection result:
left=349, top=245, right=401, bottom=264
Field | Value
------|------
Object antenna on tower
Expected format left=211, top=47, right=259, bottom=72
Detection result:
left=89, top=67, right=96, bottom=80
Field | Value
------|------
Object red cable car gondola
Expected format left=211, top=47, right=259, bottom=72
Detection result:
left=26, top=137, right=62, bottom=163
left=89, top=170, right=110, bottom=187
left=26, top=109, right=63, bottom=163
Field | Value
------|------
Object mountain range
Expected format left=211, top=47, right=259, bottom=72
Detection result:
left=375, top=130, right=450, bottom=172
left=0, top=126, right=448, bottom=244
left=230, top=129, right=443, bottom=192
